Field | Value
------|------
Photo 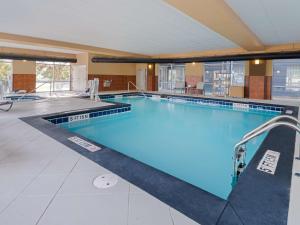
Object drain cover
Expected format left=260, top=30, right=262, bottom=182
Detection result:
left=93, top=174, right=118, bottom=189
left=285, top=110, right=293, bottom=115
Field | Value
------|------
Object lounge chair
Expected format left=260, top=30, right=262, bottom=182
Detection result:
left=173, top=82, right=185, bottom=94
left=196, top=82, right=204, bottom=95
left=0, top=100, right=13, bottom=112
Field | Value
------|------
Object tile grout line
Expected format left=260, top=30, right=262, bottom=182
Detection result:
left=169, top=207, right=175, bottom=225
left=35, top=156, right=81, bottom=225
left=126, top=184, right=131, bottom=225
left=0, top=148, right=65, bottom=216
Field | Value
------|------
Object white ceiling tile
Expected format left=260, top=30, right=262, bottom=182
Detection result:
left=226, top=0, right=300, bottom=45
left=0, top=0, right=237, bottom=55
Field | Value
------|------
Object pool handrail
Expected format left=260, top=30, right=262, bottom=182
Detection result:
left=16, top=82, right=48, bottom=101
left=127, top=81, right=146, bottom=97
left=0, top=100, right=13, bottom=112
left=233, top=116, right=300, bottom=183
left=242, top=115, right=300, bottom=140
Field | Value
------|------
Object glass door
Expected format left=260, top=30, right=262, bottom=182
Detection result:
left=0, top=60, right=13, bottom=94
left=158, top=64, right=185, bottom=93
left=36, top=62, right=71, bottom=92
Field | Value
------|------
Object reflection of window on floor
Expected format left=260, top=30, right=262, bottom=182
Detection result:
left=0, top=59, right=13, bottom=93
left=272, top=59, right=300, bottom=99
left=204, top=61, right=245, bottom=96
left=36, top=62, right=71, bottom=92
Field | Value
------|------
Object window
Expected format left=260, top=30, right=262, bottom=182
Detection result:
left=158, top=64, right=185, bottom=93
left=0, top=60, right=13, bottom=93
left=272, top=59, right=300, bottom=99
left=204, top=61, right=245, bottom=96
left=36, top=62, right=71, bottom=92
left=231, top=62, right=245, bottom=86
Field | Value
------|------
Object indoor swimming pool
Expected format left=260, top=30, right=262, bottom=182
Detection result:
left=60, top=96, right=280, bottom=199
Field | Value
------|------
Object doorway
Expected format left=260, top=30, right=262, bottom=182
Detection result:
left=137, top=68, right=147, bottom=90
left=158, top=64, right=185, bottom=93
left=71, top=65, right=87, bottom=92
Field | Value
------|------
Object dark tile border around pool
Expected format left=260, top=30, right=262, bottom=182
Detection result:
left=93, top=92, right=286, bottom=113
left=20, top=98, right=298, bottom=225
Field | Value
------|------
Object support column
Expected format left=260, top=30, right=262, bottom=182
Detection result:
left=248, top=60, right=272, bottom=100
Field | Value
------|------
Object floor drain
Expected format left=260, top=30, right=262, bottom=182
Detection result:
left=93, top=174, right=118, bottom=189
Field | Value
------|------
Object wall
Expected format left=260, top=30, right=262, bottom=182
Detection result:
left=146, top=64, right=156, bottom=91
left=247, top=60, right=272, bottom=100
left=12, top=60, right=36, bottom=92
left=185, top=63, right=203, bottom=86
left=88, top=54, right=136, bottom=91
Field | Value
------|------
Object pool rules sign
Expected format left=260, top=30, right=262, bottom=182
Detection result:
left=257, top=150, right=280, bottom=175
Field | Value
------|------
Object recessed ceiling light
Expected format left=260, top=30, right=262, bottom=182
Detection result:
left=254, top=59, right=260, bottom=65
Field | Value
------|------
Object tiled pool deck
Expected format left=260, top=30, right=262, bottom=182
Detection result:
left=0, top=93, right=300, bottom=225
left=0, top=97, right=198, bottom=225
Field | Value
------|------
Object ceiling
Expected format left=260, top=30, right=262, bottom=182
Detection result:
left=0, top=0, right=300, bottom=56
left=225, top=0, right=300, bottom=45
left=0, top=0, right=236, bottom=55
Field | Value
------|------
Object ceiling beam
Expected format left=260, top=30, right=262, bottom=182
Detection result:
left=164, top=0, right=264, bottom=51
left=0, top=32, right=148, bottom=57
left=0, top=53, right=76, bottom=63
left=0, top=46, right=76, bottom=59
left=92, top=50, right=300, bottom=64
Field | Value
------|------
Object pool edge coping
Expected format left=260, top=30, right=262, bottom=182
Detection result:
left=20, top=94, right=298, bottom=225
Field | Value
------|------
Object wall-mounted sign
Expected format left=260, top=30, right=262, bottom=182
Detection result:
left=257, top=150, right=280, bottom=175
left=68, top=113, right=90, bottom=122
left=68, top=136, right=101, bottom=152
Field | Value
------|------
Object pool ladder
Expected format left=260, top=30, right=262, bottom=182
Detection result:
left=232, top=115, right=300, bottom=185
left=127, top=81, right=147, bottom=97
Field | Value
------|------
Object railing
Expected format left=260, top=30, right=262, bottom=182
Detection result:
left=16, top=82, right=49, bottom=101
left=232, top=115, right=300, bottom=184
left=243, top=115, right=300, bottom=140
left=127, top=81, right=146, bottom=97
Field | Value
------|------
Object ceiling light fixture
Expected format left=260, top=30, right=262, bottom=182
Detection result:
left=148, top=64, right=152, bottom=69
left=254, top=59, right=260, bottom=65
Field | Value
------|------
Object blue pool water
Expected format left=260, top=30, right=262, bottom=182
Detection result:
left=61, top=97, right=279, bottom=199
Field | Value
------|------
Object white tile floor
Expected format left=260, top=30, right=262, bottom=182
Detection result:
left=0, top=97, right=199, bottom=225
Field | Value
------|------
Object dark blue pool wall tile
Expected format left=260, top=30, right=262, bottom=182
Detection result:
left=97, top=92, right=284, bottom=113
left=44, top=105, right=131, bottom=125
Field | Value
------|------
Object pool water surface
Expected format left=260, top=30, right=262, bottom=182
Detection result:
left=61, top=97, right=279, bottom=199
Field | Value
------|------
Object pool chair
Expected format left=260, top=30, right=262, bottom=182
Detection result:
left=173, top=82, right=185, bottom=94
left=196, top=82, right=204, bottom=95
left=0, top=100, right=13, bottom=112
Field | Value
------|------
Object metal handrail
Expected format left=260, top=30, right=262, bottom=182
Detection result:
left=243, top=115, right=300, bottom=140
left=16, top=82, right=49, bottom=101
left=127, top=81, right=146, bottom=97
left=233, top=119, right=300, bottom=183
